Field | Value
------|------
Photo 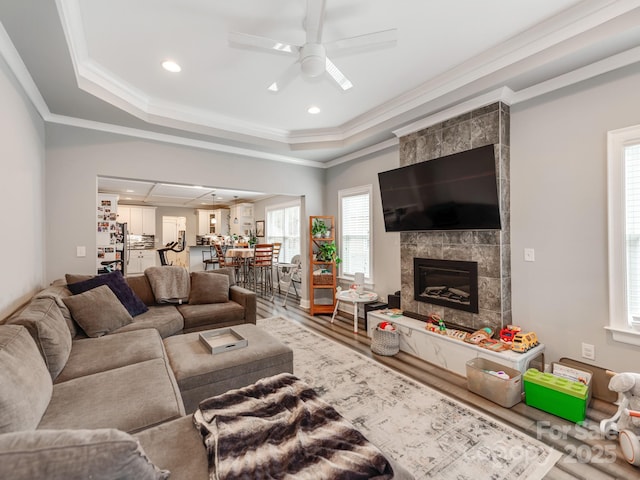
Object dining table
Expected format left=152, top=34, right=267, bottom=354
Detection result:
left=226, top=247, right=254, bottom=287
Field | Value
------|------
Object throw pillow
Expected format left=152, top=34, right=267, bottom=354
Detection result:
left=0, top=325, right=53, bottom=434
left=8, top=297, right=72, bottom=380
left=0, top=428, right=169, bottom=480
left=62, top=285, right=133, bottom=337
left=188, top=271, right=229, bottom=305
left=213, top=267, right=237, bottom=287
left=67, top=270, right=148, bottom=317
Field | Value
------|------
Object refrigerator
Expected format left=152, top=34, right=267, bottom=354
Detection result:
left=96, top=194, right=127, bottom=275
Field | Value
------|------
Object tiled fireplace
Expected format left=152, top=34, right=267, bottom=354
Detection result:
left=399, top=102, right=511, bottom=334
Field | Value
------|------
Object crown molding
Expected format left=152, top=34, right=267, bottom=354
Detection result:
left=55, top=0, right=640, bottom=148
left=392, top=88, right=515, bottom=138
left=46, top=113, right=323, bottom=167
left=325, top=138, right=399, bottom=168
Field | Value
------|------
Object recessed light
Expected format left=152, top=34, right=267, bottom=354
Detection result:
left=307, top=106, right=321, bottom=114
left=125, top=189, right=134, bottom=193
left=162, top=60, right=181, bottom=73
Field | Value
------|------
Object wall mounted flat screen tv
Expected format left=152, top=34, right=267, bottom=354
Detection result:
left=378, top=144, right=501, bottom=231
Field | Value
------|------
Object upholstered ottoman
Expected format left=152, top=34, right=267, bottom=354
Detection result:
left=164, top=324, right=293, bottom=413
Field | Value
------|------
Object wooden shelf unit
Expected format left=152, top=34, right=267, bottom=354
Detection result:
left=309, top=216, right=337, bottom=315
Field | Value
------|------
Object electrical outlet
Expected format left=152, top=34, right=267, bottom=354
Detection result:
left=581, top=342, right=595, bottom=361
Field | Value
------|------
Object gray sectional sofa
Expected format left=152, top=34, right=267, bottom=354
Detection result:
left=0, top=267, right=255, bottom=479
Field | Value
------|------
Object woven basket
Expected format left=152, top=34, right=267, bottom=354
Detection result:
left=371, top=326, right=400, bottom=356
left=313, top=274, right=333, bottom=285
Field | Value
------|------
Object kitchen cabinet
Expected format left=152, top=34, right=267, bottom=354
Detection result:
left=127, top=250, right=157, bottom=274
left=230, top=203, right=254, bottom=236
left=197, top=208, right=229, bottom=236
left=118, top=206, right=156, bottom=235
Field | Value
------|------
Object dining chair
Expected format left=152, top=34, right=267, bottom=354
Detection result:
left=202, top=245, right=218, bottom=270
left=250, top=243, right=274, bottom=297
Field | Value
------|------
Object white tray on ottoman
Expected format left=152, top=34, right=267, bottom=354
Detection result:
left=164, top=324, right=293, bottom=413
left=198, top=328, right=247, bottom=354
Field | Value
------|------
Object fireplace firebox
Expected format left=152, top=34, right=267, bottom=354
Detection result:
left=414, top=258, right=478, bottom=313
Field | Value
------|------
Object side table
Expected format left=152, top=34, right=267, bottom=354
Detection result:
left=331, top=290, right=378, bottom=334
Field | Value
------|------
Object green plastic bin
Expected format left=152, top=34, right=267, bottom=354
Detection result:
left=523, top=368, right=589, bottom=423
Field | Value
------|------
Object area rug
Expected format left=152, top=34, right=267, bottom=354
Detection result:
left=257, top=316, right=562, bottom=480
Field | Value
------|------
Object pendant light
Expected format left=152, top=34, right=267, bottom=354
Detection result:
left=210, top=192, right=217, bottom=225
left=233, top=196, right=239, bottom=224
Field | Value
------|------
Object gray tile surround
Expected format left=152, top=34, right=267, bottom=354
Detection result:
left=399, top=102, right=511, bottom=334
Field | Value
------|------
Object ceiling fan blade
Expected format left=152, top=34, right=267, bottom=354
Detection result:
left=325, top=28, right=397, bottom=54
left=267, top=61, right=300, bottom=93
left=325, top=57, right=353, bottom=91
left=229, top=31, right=299, bottom=55
left=305, top=0, right=325, bottom=44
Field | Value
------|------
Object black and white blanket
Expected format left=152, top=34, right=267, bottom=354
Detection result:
left=193, top=373, right=394, bottom=480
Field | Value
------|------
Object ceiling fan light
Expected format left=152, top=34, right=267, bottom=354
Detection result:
left=300, top=44, right=326, bottom=77
left=301, top=56, right=324, bottom=77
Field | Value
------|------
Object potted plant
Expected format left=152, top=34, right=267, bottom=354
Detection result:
left=317, top=241, right=341, bottom=264
left=248, top=230, right=257, bottom=247
left=312, top=218, right=327, bottom=238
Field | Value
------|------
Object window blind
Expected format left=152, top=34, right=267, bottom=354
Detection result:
left=625, top=143, right=640, bottom=323
left=340, top=191, right=370, bottom=278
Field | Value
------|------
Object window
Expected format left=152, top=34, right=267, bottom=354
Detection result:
left=607, top=124, right=640, bottom=346
left=266, top=201, right=300, bottom=263
left=339, top=186, right=372, bottom=280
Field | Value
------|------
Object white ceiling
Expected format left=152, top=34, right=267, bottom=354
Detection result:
left=1, top=0, right=640, bottom=174
left=98, top=177, right=272, bottom=208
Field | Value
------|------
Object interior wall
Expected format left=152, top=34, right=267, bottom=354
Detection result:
left=44, top=124, right=324, bottom=284
left=325, top=146, right=401, bottom=301
left=0, top=55, right=45, bottom=318
left=511, top=64, right=640, bottom=372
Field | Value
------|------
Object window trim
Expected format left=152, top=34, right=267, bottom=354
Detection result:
left=265, top=199, right=301, bottom=264
left=607, top=124, right=640, bottom=346
left=338, top=185, right=373, bottom=283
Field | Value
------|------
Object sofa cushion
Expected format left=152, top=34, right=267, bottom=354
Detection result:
left=0, top=325, right=53, bottom=433
left=177, top=301, right=246, bottom=332
left=56, top=329, right=166, bottom=383
left=188, top=271, right=229, bottom=305
left=34, top=284, right=78, bottom=337
left=0, top=428, right=169, bottom=480
left=213, top=267, right=237, bottom=287
left=135, top=416, right=208, bottom=480
left=8, top=297, right=72, bottom=380
left=39, top=359, right=185, bottom=434
left=67, top=270, right=148, bottom=317
left=126, top=274, right=156, bottom=306
left=63, top=285, right=133, bottom=337
left=111, top=305, right=184, bottom=338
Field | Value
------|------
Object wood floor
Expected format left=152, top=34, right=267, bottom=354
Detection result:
left=256, top=292, right=637, bottom=480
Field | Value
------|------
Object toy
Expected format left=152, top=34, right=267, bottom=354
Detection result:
left=499, top=325, right=521, bottom=344
left=465, top=327, right=493, bottom=344
left=600, top=372, right=640, bottom=466
left=377, top=321, right=396, bottom=332
left=511, top=331, right=538, bottom=353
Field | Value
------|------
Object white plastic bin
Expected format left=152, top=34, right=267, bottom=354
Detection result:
left=466, top=357, right=522, bottom=408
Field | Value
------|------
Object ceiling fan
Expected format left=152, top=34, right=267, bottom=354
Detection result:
left=228, top=0, right=396, bottom=93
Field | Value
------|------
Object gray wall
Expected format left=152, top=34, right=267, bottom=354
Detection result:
left=325, top=146, right=402, bottom=301
left=511, top=64, right=640, bottom=372
left=44, top=124, right=325, bottom=283
left=0, top=55, right=45, bottom=317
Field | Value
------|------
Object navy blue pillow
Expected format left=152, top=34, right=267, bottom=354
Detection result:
left=67, top=271, right=148, bottom=317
